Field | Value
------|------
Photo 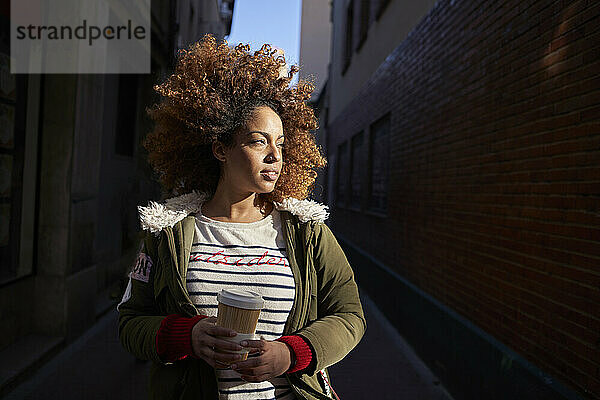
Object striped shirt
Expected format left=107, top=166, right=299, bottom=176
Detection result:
left=186, top=207, right=297, bottom=400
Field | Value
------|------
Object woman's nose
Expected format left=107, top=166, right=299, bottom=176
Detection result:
left=267, top=143, right=282, bottom=162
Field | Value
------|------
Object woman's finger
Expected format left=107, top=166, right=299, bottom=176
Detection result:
left=240, top=339, right=266, bottom=349
left=232, top=354, right=263, bottom=371
left=211, top=337, right=244, bottom=352
left=211, top=348, right=245, bottom=364
left=200, top=346, right=238, bottom=368
left=200, top=342, right=238, bottom=367
left=206, top=324, right=238, bottom=338
left=214, top=359, right=231, bottom=368
left=238, top=362, right=271, bottom=380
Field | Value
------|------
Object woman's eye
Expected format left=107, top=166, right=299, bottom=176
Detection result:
left=251, top=139, right=284, bottom=148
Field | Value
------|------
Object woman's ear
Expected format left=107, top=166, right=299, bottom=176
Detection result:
left=212, top=141, right=227, bottom=163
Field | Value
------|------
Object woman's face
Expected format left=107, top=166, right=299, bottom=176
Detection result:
left=216, top=105, right=285, bottom=195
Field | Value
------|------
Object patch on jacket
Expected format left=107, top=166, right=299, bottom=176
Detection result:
left=130, top=252, right=153, bottom=283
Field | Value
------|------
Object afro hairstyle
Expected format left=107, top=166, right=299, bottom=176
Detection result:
left=143, top=33, right=327, bottom=204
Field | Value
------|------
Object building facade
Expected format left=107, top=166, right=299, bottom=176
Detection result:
left=298, top=0, right=335, bottom=203
left=322, top=0, right=599, bottom=399
left=0, top=0, right=235, bottom=395
left=299, top=0, right=333, bottom=104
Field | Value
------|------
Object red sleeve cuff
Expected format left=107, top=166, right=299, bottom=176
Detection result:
left=156, top=314, right=209, bottom=362
left=275, top=335, right=313, bottom=373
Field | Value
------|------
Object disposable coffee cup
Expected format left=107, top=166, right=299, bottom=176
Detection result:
left=215, top=289, right=264, bottom=364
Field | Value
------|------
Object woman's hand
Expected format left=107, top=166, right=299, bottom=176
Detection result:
left=191, top=316, right=245, bottom=368
left=230, top=338, right=293, bottom=382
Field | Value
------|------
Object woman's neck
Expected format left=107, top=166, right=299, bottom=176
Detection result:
left=201, top=190, right=273, bottom=223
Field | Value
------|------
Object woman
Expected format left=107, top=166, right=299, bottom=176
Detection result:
left=117, top=34, right=366, bottom=400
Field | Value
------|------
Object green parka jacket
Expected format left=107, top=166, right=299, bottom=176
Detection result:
left=117, top=191, right=367, bottom=400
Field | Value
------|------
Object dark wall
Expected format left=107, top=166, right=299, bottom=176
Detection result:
left=328, top=0, right=600, bottom=398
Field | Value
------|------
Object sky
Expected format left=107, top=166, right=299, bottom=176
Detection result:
left=224, top=0, right=302, bottom=85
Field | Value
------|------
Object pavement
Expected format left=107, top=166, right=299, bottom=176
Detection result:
left=4, top=288, right=454, bottom=400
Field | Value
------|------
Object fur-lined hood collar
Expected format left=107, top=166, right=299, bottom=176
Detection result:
left=138, top=190, right=329, bottom=234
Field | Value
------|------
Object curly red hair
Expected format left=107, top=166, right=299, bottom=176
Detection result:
left=143, top=34, right=327, bottom=203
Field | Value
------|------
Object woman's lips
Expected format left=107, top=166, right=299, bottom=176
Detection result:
left=261, top=171, right=278, bottom=181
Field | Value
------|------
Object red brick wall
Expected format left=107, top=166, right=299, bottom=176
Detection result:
left=327, top=0, right=600, bottom=398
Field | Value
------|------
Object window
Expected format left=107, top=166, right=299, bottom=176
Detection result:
left=115, top=74, right=139, bottom=157
left=327, top=152, right=337, bottom=205
left=336, top=141, right=349, bottom=207
left=368, top=114, right=390, bottom=214
left=342, top=1, right=354, bottom=74
left=357, top=0, right=370, bottom=50
left=0, top=51, right=36, bottom=285
left=349, top=131, right=365, bottom=209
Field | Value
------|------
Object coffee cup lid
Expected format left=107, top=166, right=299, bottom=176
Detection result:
left=217, top=289, right=264, bottom=310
